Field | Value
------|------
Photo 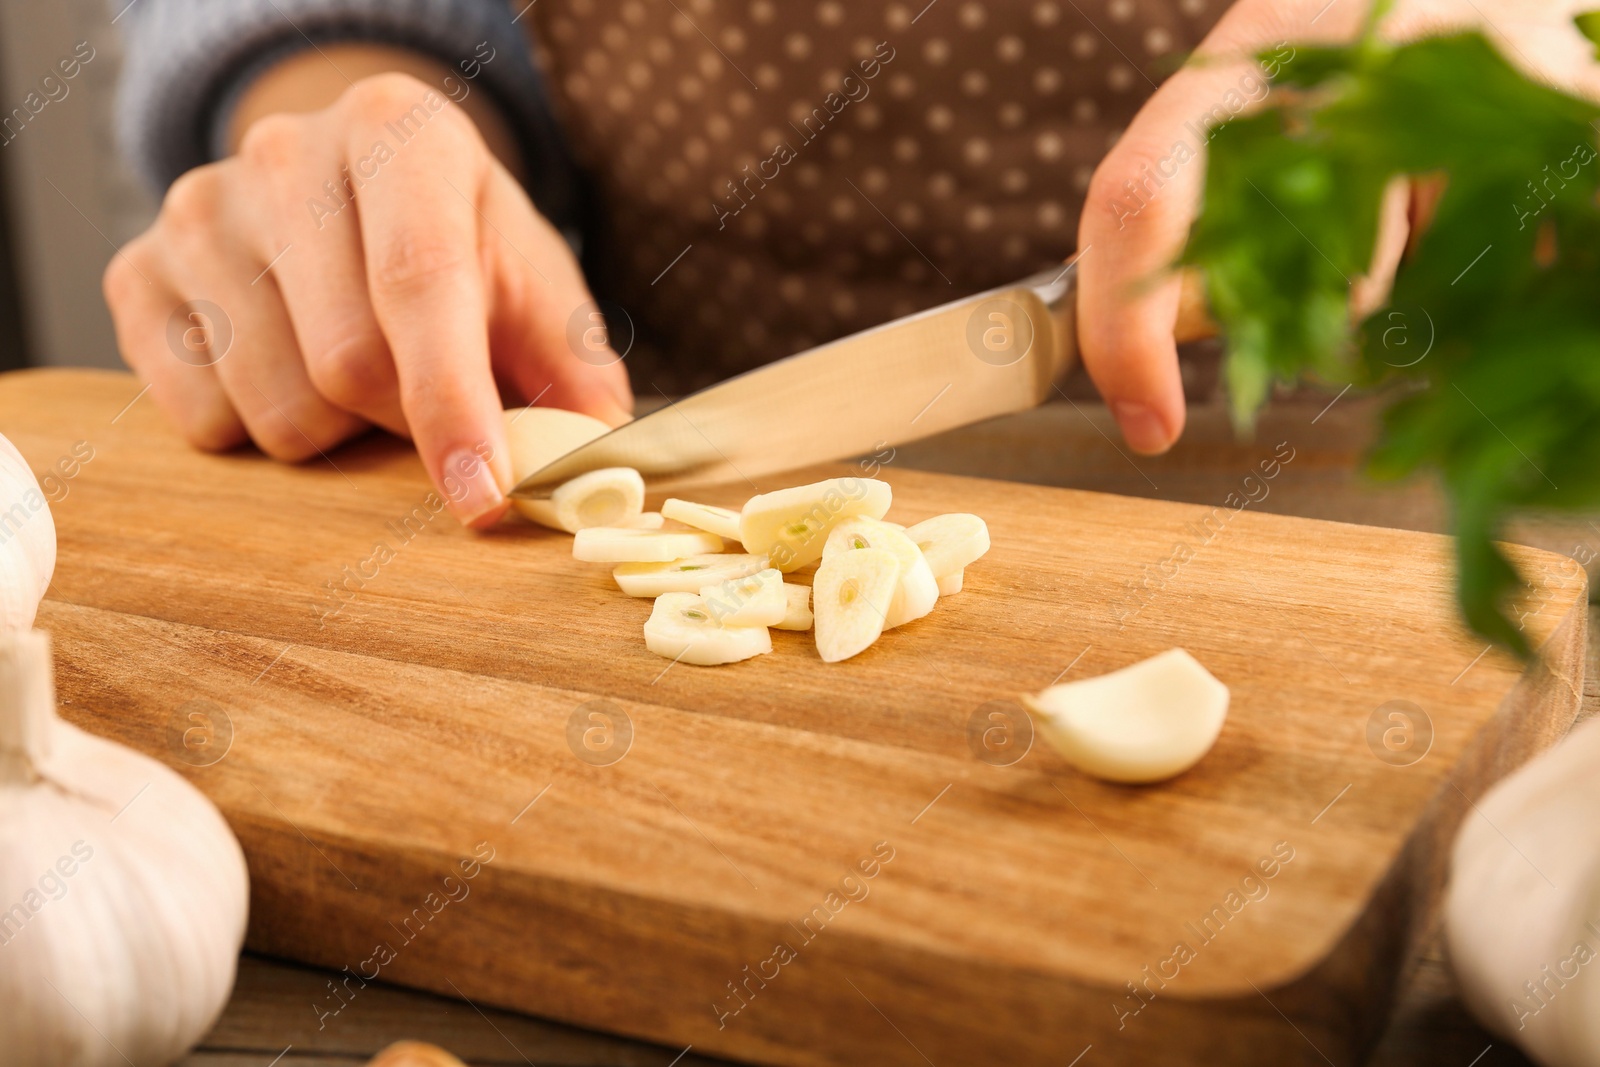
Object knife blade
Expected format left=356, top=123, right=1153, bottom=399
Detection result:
left=509, top=265, right=1079, bottom=498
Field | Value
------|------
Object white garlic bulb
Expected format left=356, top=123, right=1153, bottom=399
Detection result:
left=0, top=631, right=249, bottom=1065
left=1446, top=715, right=1600, bottom=1066
left=0, top=434, right=56, bottom=630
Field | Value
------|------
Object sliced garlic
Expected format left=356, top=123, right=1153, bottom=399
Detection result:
left=823, top=516, right=938, bottom=629
left=620, top=511, right=665, bottom=530
left=812, top=547, right=900, bottom=662
left=612, top=553, right=768, bottom=597
left=906, top=513, right=990, bottom=579
left=644, top=592, right=773, bottom=666
left=1021, top=648, right=1229, bottom=784
left=574, top=527, right=724, bottom=563
left=521, top=467, right=645, bottom=533
left=776, top=583, right=814, bottom=631
left=501, top=407, right=611, bottom=525
left=662, top=498, right=743, bottom=540
left=739, top=478, right=892, bottom=572
left=700, top=568, right=787, bottom=627
left=936, top=570, right=964, bottom=596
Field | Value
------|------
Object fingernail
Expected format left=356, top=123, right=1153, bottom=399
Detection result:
left=1112, top=401, right=1172, bottom=454
left=442, top=447, right=505, bottom=527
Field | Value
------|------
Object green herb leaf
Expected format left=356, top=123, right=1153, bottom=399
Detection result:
left=1182, top=29, right=1600, bottom=657
left=1576, top=11, right=1600, bottom=60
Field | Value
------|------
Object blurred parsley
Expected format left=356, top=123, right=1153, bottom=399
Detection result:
left=1181, top=13, right=1600, bottom=657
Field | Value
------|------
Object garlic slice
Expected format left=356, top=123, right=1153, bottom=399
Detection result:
left=813, top=547, right=900, bottom=662
left=1022, top=648, right=1229, bottom=783
left=612, top=553, right=769, bottom=597
left=521, top=467, right=645, bottom=533
left=906, top=513, right=991, bottom=579
left=936, top=570, right=964, bottom=596
left=574, top=527, right=724, bottom=563
left=739, top=478, right=892, bottom=571
left=776, top=583, right=814, bottom=631
left=662, top=498, right=742, bottom=540
left=644, top=593, right=773, bottom=665
left=501, top=407, right=611, bottom=525
left=823, top=516, right=938, bottom=629
left=700, top=568, right=787, bottom=627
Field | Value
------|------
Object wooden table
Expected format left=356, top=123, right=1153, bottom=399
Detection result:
left=147, top=392, right=1588, bottom=1067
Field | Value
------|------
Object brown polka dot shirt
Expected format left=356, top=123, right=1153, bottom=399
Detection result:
left=117, top=0, right=1228, bottom=397
left=524, top=0, right=1225, bottom=394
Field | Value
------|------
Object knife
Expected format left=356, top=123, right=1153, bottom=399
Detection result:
left=509, top=263, right=1211, bottom=498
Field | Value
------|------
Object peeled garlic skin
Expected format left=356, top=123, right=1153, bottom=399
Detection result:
left=1022, top=648, right=1229, bottom=784
left=0, top=720, right=249, bottom=1065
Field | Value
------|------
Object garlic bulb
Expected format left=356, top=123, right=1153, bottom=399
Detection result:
left=1446, top=714, right=1600, bottom=1066
left=0, top=433, right=56, bottom=630
left=0, top=631, right=249, bottom=1065
left=369, top=1042, right=468, bottom=1067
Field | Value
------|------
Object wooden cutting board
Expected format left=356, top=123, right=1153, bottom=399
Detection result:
left=4, top=368, right=1586, bottom=1067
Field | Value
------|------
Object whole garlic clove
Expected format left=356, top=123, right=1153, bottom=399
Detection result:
left=1022, top=648, right=1230, bottom=784
left=0, top=631, right=249, bottom=1066
left=501, top=407, right=612, bottom=526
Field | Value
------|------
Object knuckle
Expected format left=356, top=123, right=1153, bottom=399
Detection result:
left=369, top=229, right=475, bottom=296
left=401, top=365, right=472, bottom=422
left=1085, top=145, right=1185, bottom=232
left=1085, top=157, right=1130, bottom=208
left=345, top=72, right=434, bottom=125
left=305, top=329, right=392, bottom=408
left=344, top=73, right=481, bottom=153
left=181, top=406, right=248, bottom=454
left=251, top=421, right=319, bottom=463
left=236, top=390, right=326, bottom=462
left=159, top=165, right=226, bottom=232
left=237, top=112, right=306, bottom=171
left=102, top=242, right=151, bottom=309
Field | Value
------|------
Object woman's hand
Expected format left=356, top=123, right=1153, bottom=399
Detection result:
left=1075, top=0, right=1599, bottom=455
left=104, top=67, right=632, bottom=526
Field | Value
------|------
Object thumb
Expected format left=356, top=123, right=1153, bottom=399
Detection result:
left=482, top=166, right=634, bottom=428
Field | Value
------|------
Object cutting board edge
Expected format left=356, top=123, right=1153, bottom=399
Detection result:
left=229, top=804, right=1397, bottom=1067
left=1258, top=589, right=1588, bottom=1061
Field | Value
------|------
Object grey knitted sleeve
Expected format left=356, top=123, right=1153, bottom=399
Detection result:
left=112, top=0, right=577, bottom=227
